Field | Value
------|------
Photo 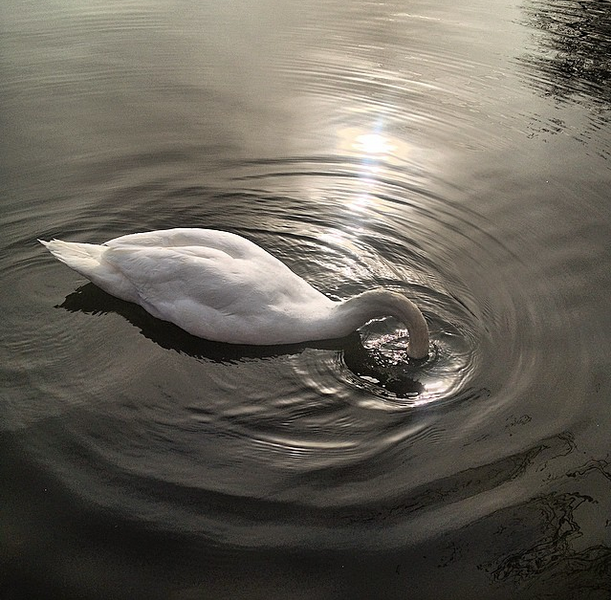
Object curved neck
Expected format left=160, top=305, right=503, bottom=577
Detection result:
left=334, top=290, right=429, bottom=358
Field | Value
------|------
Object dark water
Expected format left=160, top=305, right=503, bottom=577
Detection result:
left=2, top=0, right=610, bottom=598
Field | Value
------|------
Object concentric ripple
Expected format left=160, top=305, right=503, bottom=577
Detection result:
left=0, top=144, right=553, bottom=538
left=0, top=0, right=598, bottom=558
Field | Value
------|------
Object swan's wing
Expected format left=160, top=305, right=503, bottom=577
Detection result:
left=103, top=245, right=324, bottom=318
left=100, top=242, right=335, bottom=344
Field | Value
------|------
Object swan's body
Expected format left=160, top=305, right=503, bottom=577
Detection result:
left=40, top=228, right=429, bottom=358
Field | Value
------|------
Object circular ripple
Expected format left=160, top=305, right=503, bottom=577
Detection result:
left=2, top=148, right=576, bottom=547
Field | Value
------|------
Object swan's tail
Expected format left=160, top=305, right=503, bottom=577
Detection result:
left=40, top=238, right=138, bottom=303
left=39, top=239, right=105, bottom=278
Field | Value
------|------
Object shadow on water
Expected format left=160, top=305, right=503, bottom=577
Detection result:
left=2, top=421, right=608, bottom=600
left=520, top=0, right=611, bottom=159
left=58, top=283, right=427, bottom=397
left=521, top=0, right=611, bottom=104
left=477, top=491, right=611, bottom=599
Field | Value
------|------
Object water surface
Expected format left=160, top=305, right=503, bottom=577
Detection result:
left=1, top=0, right=610, bottom=598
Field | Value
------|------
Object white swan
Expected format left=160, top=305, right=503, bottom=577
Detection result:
left=40, top=228, right=429, bottom=358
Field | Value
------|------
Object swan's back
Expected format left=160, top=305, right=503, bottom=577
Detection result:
left=41, top=228, right=336, bottom=344
left=41, top=228, right=430, bottom=355
left=106, top=228, right=268, bottom=260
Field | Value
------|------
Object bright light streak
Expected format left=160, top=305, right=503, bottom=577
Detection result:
left=353, top=133, right=397, bottom=155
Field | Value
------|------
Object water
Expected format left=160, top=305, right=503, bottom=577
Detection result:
left=1, top=0, right=610, bottom=598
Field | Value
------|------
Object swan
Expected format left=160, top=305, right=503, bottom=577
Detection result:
left=39, top=228, right=429, bottom=358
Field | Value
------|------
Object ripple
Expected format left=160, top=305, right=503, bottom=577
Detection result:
left=520, top=0, right=611, bottom=104
left=1, top=1, right=609, bottom=597
left=0, top=134, right=591, bottom=553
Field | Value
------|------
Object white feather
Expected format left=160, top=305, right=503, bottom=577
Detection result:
left=40, top=228, right=429, bottom=357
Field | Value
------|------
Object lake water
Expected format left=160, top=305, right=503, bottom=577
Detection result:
left=1, top=0, right=610, bottom=598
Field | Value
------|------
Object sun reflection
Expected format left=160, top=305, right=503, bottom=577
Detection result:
left=349, top=193, right=370, bottom=212
left=338, top=126, right=409, bottom=161
left=353, top=132, right=397, bottom=155
left=334, top=126, right=406, bottom=214
left=354, top=133, right=393, bottom=155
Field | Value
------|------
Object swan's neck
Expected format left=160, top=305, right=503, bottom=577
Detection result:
left=334, top=290, right=429, bottom=359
